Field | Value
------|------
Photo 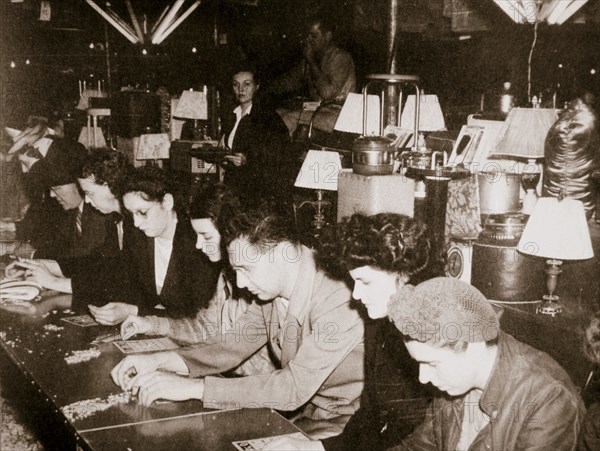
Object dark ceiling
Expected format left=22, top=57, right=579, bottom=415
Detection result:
left=1, top=0, right=599, bottom=127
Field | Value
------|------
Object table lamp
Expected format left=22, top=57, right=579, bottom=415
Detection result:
left=173, top=90, right=208, bottom=140
left=135, top=133, right=171, bottom=165
left=517, top=196, right=594, bottom=316
left=294, top=149, right=342, bottom=230
left=334, top=93, right=381, bottom=136
left=490, top=108, right=559, bottom=214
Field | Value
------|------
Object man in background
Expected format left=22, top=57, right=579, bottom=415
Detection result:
left=266, top=14, right=356, bottom=137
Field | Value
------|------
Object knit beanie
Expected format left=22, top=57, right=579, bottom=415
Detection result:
left=388, top=277, right=500, bottom=346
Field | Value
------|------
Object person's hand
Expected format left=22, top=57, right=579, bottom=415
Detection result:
left=9, top=259, right=57, bottom=289
left=120, top=315, right=151, bottom=340
left=224, top=153, right=246, bottom=167
left=89, top=302, right=138, bottom=326
left=33, top=259, right=62, bottom=276
left=263, top=436, right=324, bottom=450
left=132, top=372, right=204, bottom=406
left=4, top=260, right=26, bottom=279
left=111, top=354, right=165, bottom=391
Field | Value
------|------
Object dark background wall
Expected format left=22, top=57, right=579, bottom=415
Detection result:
left=1, top=0, right=599, bottom=130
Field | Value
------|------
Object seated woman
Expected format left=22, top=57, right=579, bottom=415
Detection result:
left=90, top=165, right=220, bottom=323
left=266, top=213, right=434, bottom=450
left=5, top=152, right=220, bottom=325
left=118, top=183, right=275, bottom=376
left=220, top=64, right=294, bottom=210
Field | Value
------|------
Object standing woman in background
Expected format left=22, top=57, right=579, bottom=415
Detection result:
left=221, top=64, right=293, bottom=210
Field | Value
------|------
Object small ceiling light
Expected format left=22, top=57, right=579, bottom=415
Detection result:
left=558, top=63, right=563, bottom=68
left=25, top=59, right=30, bottom=65
left=192, top=47, right=197, bottom=53
left=89, top=42, right=95, bottom=49
left=142, top=48, right=148, bottom=55
left=10, top=61, right=16, bottom=68
left=591, top=69, right=597, bottom=75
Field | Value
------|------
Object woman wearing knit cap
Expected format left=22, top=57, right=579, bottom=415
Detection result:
left=386, top=277, right=584, bottom=451
left=266, top=212, right=435, bottom=450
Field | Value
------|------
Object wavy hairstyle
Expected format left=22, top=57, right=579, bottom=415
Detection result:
left=79, top=148, right=133, bottom=198
left=122, top=165, right=186, bottom=217
left=189, top=182, right=241, bottom=231
left=318, top=213, right=430, bottom=283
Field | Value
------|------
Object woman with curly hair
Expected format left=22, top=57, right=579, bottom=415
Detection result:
left=266, top=212, right=436, bottom=451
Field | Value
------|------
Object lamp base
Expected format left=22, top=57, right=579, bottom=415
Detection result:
left=536, top=294, right=563, bottom=317
left=521, top=189, right=538, bottom=215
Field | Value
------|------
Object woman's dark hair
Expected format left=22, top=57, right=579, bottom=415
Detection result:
left=123, top=165, right=186, bottom=217
left=230, top=63, right=260, bottom=86
left=189, top=183, right=241, bottom=231
left=318, top=213, right=430, bottom=283
left=221, top=200, right=299, bottom=250
left=79, top=148, right=133, bottom=198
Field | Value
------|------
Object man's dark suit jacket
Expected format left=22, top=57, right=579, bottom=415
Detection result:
left=34, top=202, right=111, bottom=260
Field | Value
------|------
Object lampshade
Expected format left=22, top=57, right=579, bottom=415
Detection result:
left=136, top=133, right=171, bottom=160
left=518, top=197, right=594, bottom=260
left=490, top=108, right=558, bottom=159
left=493, top=0, right=589, bottom=25
left=334, top=93, right=381, bottom=136
left=400, top=94, right=445, bottom=132
left=295, top=150, right=342, bottom=191
left=173, top=90, right=208, bottom=120
left=76, top=88, right=107, bottom=111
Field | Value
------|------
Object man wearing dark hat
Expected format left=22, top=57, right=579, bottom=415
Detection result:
left=33, top=144, right=111, bottom=259
left=386, top=277, right=584, bottom=451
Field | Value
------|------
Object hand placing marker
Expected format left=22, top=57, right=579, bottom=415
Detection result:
left=119, top=315, right=152, bottom=340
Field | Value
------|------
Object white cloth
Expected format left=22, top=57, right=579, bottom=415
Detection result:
left=154, top=236, right=173, bottom=296
left=227, top=103, right=252, bottom=149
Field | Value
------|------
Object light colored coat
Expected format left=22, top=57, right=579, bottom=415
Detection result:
left=178, top=246, right=365, bottom=424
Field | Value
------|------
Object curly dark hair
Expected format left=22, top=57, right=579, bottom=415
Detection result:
left=584, top=312, right=600, bottom=364
left=221, top=200, right=299, bottom=250
left=123, top=165, right=186, bottom=217
left=79, top=148, right=133, bottom=198
left=189, top=183, right=241, bottom=231
left=317, top=213, right=430, bottom=283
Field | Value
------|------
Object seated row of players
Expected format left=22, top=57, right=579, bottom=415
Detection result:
left=5, top=147, right=588, bottom=448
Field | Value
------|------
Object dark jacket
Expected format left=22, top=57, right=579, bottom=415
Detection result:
left=59, top=216, right=220, bottom=318
left=123, top=218, right=220, bottom=317
left=17, top=138, right=87, bottom=257
left=34, top=202, right=112, bottom=260
left=222, top=100, right=294, bottom=207
left=323, top=319, right=432, bottom=450
left=58, top=213, right=137, bottom=309
left=392, top=332, right=585, bottom=451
